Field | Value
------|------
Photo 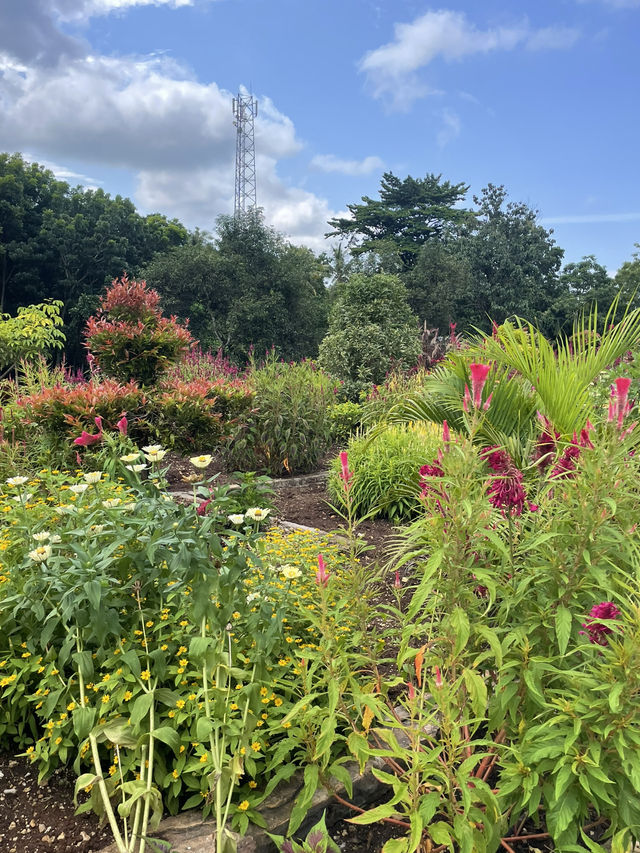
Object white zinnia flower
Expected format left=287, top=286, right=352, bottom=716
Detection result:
left=102, top=498, right=121, bottom=508
left=6, top=476, right=28, bottom=487
left=125, top=464, right=147, bottom=473
left=32, top=531, right=51, bottom=542
left=280, top=565, right=302, bottom=580
left=69, top=484, right=89, bottom=495
left=142, top=444, right=163, bottom=454
left=228, top=514, right=245, bottom=525
left=13, top=493, right=33, bottom=502
left=245, top=507, right=271, bottom=522
left=83, top=472, right=102, bottom=484
left=246, top=592, right=261, bottom=603
left=145, top=449, right=167, bottom=463
left=190, top=454, right=213, bottom=469
left=49, top=534, right=62, bottom=543
left=29, top=545, right=52, bottom=563
left=120, top=452, right=140, bottom=463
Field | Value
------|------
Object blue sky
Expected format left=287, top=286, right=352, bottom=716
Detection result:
left=1, top=0, right=639, bottom=271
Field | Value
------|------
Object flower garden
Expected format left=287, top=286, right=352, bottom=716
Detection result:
left=1, top=278, right=640, bottom=853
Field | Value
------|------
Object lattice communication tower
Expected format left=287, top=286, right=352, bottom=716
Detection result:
left=232, top=92, right=258, bottom=216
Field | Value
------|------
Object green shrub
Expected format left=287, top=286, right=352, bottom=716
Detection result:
left=225, top=359, right=337, bottom=476
left=328, top=401, right=364, bottom=445
left=328, top=421, right=442, bottom=520
left=148, top=377, right=254, bottom=453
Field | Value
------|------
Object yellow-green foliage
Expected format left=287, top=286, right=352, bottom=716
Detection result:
left=329, top=421, right=443, bottom=521
left=0, top=301, right=65, bottom=373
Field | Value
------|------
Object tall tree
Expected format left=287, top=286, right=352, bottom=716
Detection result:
left=550, top=255, right=617, bottom=333
left=404, top=240, right=473, bottom=332
left=0, top=153, right=67, bottom=313
left=459, top=184, right=564, bottom=334
left=327, top=172, right=474, bottom=270
left=614, top=245, right=640, bottom=309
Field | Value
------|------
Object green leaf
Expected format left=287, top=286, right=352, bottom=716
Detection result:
left=462, top=668, right=487, bottom=717
left=196, top=716, right=214, bottom=741
left=555, top=606, right=572, bottom=655
left=450, top=607, right=470, bottom=656
left=348, top=802, right=400, bottom=825
left=153, top=726, right=181, bottom=753
left=72, top=706, right=96, bottom=740
left=130, top=691, right=154, bottom=727
left=407, top=549, right=444, bottom=620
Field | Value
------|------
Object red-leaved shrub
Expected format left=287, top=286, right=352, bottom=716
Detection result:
left=85, top=275, right=194, bottom=385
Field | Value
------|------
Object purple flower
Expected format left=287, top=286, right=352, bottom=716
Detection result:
left=580, top=601, right=621, bottom=646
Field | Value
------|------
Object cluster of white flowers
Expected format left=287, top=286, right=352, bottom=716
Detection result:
left=143, top=444, right=167, bottom=463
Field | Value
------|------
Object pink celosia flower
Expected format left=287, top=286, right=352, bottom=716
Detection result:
left=73, top=430, right=102, bottom=447
left=407, top=682, right=416, bottom=700
left=470, top=363, right=491, bottom=409
left=339, top=450, right=353, bottom=489
left=94, top=415, right=103, bottom=431
left=580, top=601, right=621, bottom=646
left=482, top=446, right=533, bottom=517
left=608, top=377, right=632, bottom=429
left=394, top=570, right=402, bottom=589
left=117, top=415, right=128, bottom=435
left=315, top=553, right=330, bottom=586
left=442, top=420, right=450, bottom=444
left=433, top=666, right=443, bottom=689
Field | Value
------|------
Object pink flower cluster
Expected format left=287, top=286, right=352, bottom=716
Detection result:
left=482, top=446, right=537, bottom=516
left=580, top=601, right=621, bottom=646
left=73, top=414, right=128, bottom=447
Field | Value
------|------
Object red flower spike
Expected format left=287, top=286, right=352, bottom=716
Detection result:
left=315, top=553, right=330, bottom=587
left=469, top=363, right=491, bottom=409
left=442, top=419, right=450, bottom=444
left=434, top=666, right=443, bottom=689
left=117, top=415, right=128, bottom=435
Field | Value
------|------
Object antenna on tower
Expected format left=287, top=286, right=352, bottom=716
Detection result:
left=232, top=91, right=258, bottom=217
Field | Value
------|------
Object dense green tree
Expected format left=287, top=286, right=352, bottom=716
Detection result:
left=0, top=152, right=189, bottom=362
left=614, top=245, right=640, bottom=309
left=214, top=213, right=329, bottom=362
left=145, top=213, right=329, bottom=363
left=458, top=184, right=564, bottom=334
left=549, top=255, right=617, bottom=333
left=318, top=273, right=421, bottom=399
left=404, top=240, right=474, bottom=331
left=326, top=172, right=474, bottom=270
left=0, top=153, right=67, bottom=313
left=142, top=241, right=223, bottom=352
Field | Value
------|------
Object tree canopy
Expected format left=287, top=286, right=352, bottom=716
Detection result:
left=326, top=172, right=474, bottom=270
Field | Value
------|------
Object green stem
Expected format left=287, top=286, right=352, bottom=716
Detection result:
left=138, top=703, right=155, bottom=853
left=89, top=734, right=127, bottom=853
left=129, top=745, right=147, bottom=853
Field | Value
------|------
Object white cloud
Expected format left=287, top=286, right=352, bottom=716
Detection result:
left=22, top=151, right=101, bottom=189
left=310, top=153, right=384, bottom=176
left=526, top=26, right=580, bottom=50
left=436, top=109, right=461, bottom=148
left=52, top=0, right=202, bottom=22
left=359, top=10, right=580, bottom=108
left=0, top=46, right=339, bottom=250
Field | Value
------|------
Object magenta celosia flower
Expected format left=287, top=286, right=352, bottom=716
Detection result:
left=580, top=601, right=621, bottom=646
left=339, top=450, right=353, bottom=489
left=482, top=446, right=533, bottom=516
left=442, top=419, right=451, bottom=444
left=433, top=666, right=443, bottom=689
left=470, top=363, right=491, bottom=409
left=608, top=377, right=632, bottom=429
left=94, top=415, right=103, bottom=431
left=394, top=570, right=402, bottom=589
left=407, top=682, right=416, bottom=700
left=73, top=430, right=102, bottom=447
left=117, top=415, right=128, bottom=435
left=315, top=553, right=330, bottom=587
